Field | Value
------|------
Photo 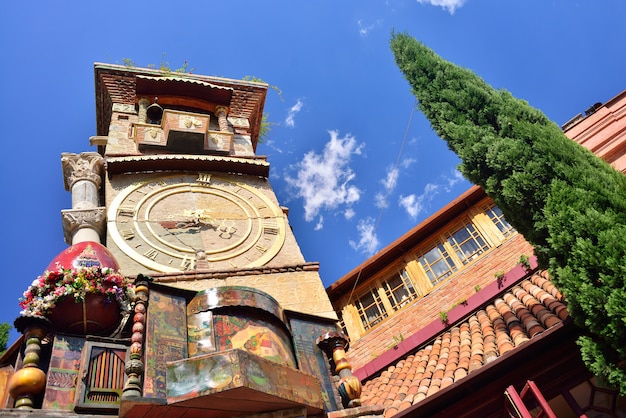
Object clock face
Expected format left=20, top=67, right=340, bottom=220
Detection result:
left=107, top=173, right=286, bottom=273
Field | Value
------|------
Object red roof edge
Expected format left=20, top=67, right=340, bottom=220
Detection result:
left=352, top=256, right=539, bottom=381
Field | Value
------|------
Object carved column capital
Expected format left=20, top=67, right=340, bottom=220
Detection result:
left=61, top=208, right=106, bottom=244
left=215, top=106, right=229, bottom=116
left=61, top=152, right=104, bottom=191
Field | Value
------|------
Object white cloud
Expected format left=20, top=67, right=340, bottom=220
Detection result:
left=263, top=139, right=284, bottom=154
left=416, top=0, right=466, bottom=14
left=314, top=216, right=324, bottom=231
left=374, top=166, right=400, bottom=209
left=349, top=217, right=380, bottom=256
left=285, top=131, right=363, bottom=222
left=344, top=208, right=356, bottom=220
left=401, top=157, right=417, bottom=169
left=446, top=170, right=464, bottom=189
left=285, top=98, right=304, bottom=128
left=398, top=193, right=423, bottom=219
left=357, top=19, right=381, bottom=37
left=398, top=171, right=465, bottom=220
left=374, top=192, right=388, bottom=209
left=381, top=166, right=399, bottom=192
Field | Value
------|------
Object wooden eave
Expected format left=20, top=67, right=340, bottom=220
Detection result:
left=105, top=154, right=270, bottom=178
left=326, top=185, right=485, bottom=299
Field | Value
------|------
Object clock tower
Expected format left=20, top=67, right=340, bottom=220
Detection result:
left=4, top=63, right=362, bottom=416
left=93, top=63, right=335, bottom=319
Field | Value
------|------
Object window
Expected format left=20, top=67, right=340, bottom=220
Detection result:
left=383, top=268, right=418, bottom=310
left=446, top=222, right=489, bottom=264
left=75, top=341, right=128, bottom=413
left=418, top=243, right=457, bottom=285
left=355, top=288, right=388, bottom=330
left=485, top=205, right=515, bottom=237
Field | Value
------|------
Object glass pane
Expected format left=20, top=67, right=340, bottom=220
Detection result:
left=418, top=243, right=457, bottom=285
left=486, top=205, right=515, bottom=236
left=356, top=289, right=387, bottom=330
left=448, top=223, right=489, bottom=264
left=383, top=269, right=417, bottom=310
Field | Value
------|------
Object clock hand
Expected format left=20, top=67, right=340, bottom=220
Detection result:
left=158, top=220, right=199, bottom=229
left=155, top=221, right=203, bottom=252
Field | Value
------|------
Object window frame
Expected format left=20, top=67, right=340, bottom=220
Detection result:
left=354, top=286, right=388, bottom=331
left=74, top=340, right=129, bottom=414
left=484, top=203, right=516, bottom=238
left=382, top=267, right=419, bottom=311
left=445, top=220, right=490, bottom=265
left=417, top=242, right=458, bottom=286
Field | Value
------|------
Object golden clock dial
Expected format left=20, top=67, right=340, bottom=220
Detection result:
left=107, top=173, right=286, bottom=273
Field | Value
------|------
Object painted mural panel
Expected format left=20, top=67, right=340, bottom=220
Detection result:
left=213, top=312, right=296, bottom=367
left=289, top=315, right=340, bottom=411
left=166, top=348, right=324, bottom=412
left=42, top=335, right=84, bottom=410
left=143, top=290, right=187, bottom=399
left=187, top=310, right=214, bottom=358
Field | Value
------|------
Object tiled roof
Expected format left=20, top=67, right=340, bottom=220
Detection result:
left=359, top=271, right=569, bottom=417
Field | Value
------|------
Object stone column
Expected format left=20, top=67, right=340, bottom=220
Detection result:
left=137, top=97, right=150, bottom=123
left=215, top=106, right=229, bottom=132
left=61, top=152, right=105, bottom=244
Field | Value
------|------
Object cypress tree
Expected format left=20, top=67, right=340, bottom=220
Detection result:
left=390, top=32, right=626, bottom=392
left=0, top=323, right=9, bottom=356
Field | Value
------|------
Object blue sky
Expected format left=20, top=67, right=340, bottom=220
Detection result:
left=1, top=1, right=625, bottom=343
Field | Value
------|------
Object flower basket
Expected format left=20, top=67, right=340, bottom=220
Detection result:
left=19, top=266, right=134, bottom=336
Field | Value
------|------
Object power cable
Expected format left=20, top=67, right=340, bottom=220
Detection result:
left=346, top=100, right=417, bottom=305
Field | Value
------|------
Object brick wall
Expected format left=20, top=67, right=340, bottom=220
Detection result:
left=345, top=233, right=534, bottom=371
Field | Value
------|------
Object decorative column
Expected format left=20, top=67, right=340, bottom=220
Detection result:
left=60, top=152, right=105, bottom=244
left=8, top=316, right=50, bottom=409
left=123, top=274, right=151, bottom=399
left=215, top=106, right=229, bottom=132
left=137, top=97, right=150, bottom=123
left=317, top=331, right=362, bottom=408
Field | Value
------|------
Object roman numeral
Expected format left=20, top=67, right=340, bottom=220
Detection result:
left=197, top=173, right=212, bottom=185
left=181, top=256, right=196, bottom=271
left=117, top=206, right=136, bottom=217
left=263, top=221, right=279, bottom=235
left=144, top=249, right=158, bottom=260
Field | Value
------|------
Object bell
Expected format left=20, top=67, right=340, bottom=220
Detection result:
left=146, top=98, right=163, bottom=123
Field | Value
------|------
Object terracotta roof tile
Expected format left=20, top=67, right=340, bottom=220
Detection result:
left=384, top=406, right=398, bottom=418
left=398, top=401, right=413, bottom=412
left=359, top=271, right=569, bottom=413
